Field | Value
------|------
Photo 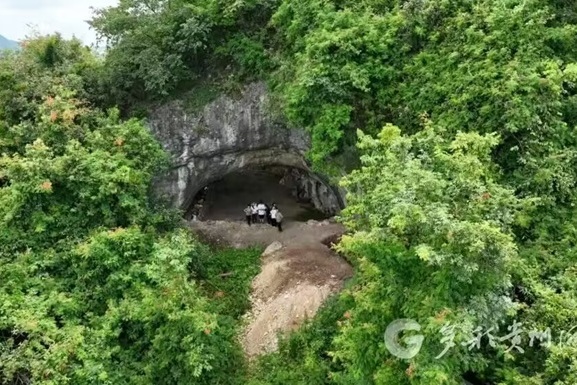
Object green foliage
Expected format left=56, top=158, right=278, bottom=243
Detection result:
left=0, top=91, right=168, bottom=251
left=269, top=0, right=577, bottom=178
left=325, top=123, right=520, bottom=384
left=89, top=0, right=277, bottom=106
left=0, top=225, right=247, bottom=384
left=199, top=247, right=263, bottom=318
left=182, top=81, right=222, bottom=113
left=247, top=293, right=353, bottom=385
left=0, top=33, right=108, bottom=121
left=340, top=121, right=522, bottom=300
left=0, top=39, right=260, bottom=384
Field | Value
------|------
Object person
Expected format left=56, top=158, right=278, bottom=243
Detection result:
left=265, top=203, right=271, bottom=225
left=251, top=202, right=258, bottom=223
left=270, top=205, right=278, bottom=227
left=244, top=204, right=252, bottom=226
left=275, top=209, right=283, bottom=232
left=257, top=200, right=267, bottom=223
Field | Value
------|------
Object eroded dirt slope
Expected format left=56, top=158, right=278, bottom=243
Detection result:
left=189, top=219, right=353, bottom=358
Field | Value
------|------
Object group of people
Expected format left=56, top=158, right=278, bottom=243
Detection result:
left=244, top=201, right=284, bottom=232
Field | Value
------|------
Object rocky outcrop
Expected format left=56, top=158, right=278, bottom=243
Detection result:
left=147, top=82, right=343, bottom=215
left=279, top=168, right=343, bottom=215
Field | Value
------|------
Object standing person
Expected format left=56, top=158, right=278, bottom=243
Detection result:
left=257, top=200, right=267, bottom=223
left=265, top=203, right=271, bottom=225
left=275, top=209, right=284, bottom=232
left=244, top=204, right=252, bottom=226
left=270, top=205, right=278, bottom=227
left=251, top=202, right=258, bottom=224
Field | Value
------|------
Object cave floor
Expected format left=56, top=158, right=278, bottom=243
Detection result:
left=199, top=169, right=327, bottom=222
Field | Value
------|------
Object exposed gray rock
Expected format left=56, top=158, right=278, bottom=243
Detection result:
left=279, top=168, right=343, bottom=215
left=148, top=82, right=344, bottom=215
left=262, top=241, right=283, bottom=257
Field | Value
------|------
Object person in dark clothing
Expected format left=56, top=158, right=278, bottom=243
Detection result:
left=265, top=203, right=271, bottom=225
left=244, top=204, right=252, bottom=226
left=251, top=203, right=258, bottom=223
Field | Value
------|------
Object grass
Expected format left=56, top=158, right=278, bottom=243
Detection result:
left=185, top=243, right=263, bottom=385
left=201, top=246, right=263, bottom=319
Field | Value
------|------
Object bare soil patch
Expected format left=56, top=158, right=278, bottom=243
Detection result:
left=188, top=218, right=353, bottom=358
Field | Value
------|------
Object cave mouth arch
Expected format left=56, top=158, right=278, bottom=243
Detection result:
left=186, top=165, right=342, bottom=222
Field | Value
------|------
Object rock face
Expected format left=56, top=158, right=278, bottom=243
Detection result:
left=279, top=168, right=343, bottom=215
left=147, top=82, right=344, bottom=214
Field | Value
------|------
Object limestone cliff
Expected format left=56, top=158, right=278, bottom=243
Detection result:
left=147, top=82, right=344, bottom=215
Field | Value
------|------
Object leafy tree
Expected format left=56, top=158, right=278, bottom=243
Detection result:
left=89, top=0, right=277, bottom=107
left=0, top=33, right=107, bottom=126
left=328, top=122, right=522, bottom=384
left=0, top=88, right=168, bottom=251
left=0, top=38, right=253, bottom=385
left=269, top=0, right=577, bottom=179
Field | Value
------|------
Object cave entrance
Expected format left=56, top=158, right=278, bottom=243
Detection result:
left=187, top=166, right=332, bottom=222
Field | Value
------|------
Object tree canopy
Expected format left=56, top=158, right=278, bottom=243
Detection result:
left=2, top=0, right=577, bottom=384
left=0, top=35, right=257, bottom=385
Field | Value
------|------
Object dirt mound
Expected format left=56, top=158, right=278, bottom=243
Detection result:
left=242, top=242, right=352, bottom=358
left=188, top=218, right=353, bottom=358
left=252, top=245, right=351, bottom=299
left=242, top=283, right=333, bottom=356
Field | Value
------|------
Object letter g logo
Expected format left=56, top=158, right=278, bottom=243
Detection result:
left=384, top=319, right=424, bottom=359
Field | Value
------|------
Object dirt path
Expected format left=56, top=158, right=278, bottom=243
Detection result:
left=189, top=218, right=344, bottom=248
left=188, top=218, right=353, bottom=358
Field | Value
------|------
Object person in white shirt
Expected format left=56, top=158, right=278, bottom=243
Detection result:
left=270, top=205, right=278, bottom=227
left=257, top=200, right=267, bottom=223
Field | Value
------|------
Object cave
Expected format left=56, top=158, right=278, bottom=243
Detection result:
left=147, top=82, right=345, bottom=221
left=186, top=165, right=341, bottom=222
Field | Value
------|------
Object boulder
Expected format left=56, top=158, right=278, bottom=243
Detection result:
left=262, top=241, right=283, bottom=257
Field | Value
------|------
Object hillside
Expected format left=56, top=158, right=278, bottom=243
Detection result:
left=0, top=34, right=18, bottom=50
left=1, top=1, right=577, bottom=385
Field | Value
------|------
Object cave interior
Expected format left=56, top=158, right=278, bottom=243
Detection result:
left=187, top=165, right=331, bottom=222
